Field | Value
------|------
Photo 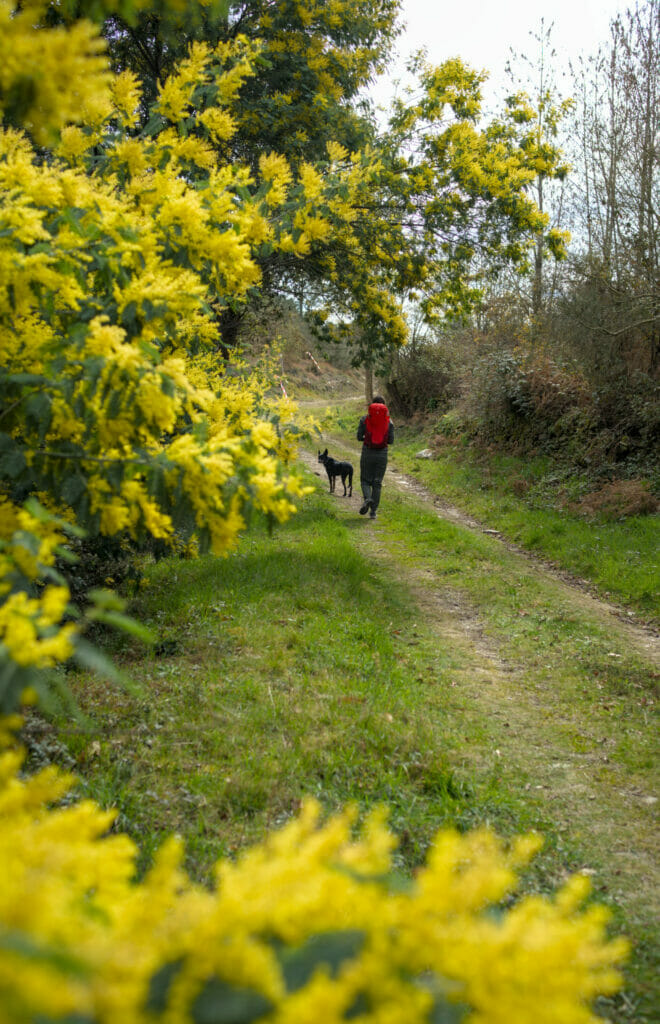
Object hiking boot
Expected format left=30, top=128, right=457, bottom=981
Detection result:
left=369, top=510, right=377, bottom=519
left=359, top=499, right=372, bottom=515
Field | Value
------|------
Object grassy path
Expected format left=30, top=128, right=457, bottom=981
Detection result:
left=52, top=409, right=658, bottom=1023
left=304, top=427, right=658, bottom=1021
left=303, top=442, right=659, bottom=911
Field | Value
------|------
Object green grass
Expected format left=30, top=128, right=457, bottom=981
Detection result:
left=62, top=496, right=519, bottom=880
left=325, top=403, right=659, bottom=619
left=51, top=452, right=658, bottom=1023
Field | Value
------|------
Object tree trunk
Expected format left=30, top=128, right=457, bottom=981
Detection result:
left=364, top=362, right=373, bottom=405
left=532, top=175, right=544, bottom=320
left=218, top=307, right=244, bottom=356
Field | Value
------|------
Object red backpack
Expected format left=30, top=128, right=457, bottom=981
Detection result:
left=365, top=402, right=390, bottom=448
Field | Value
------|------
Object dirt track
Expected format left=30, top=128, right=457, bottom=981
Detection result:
left=300, top=436, right=659, bottom=973
left=302, top=444, right=659, bottom=666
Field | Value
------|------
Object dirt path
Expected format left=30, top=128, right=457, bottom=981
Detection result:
left=300, top=442, right=659, bottom=957
left=388, top=464, right=660, bottom=661
left=303, top=446, right=659, bottom=663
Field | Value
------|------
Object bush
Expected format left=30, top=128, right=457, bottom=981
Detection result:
left=572, top=479, right=658, bottom=521
left=386, top=345, right=460, bottom=418
left=1, top=728, right=627, bottom=1024
left=467, top=349, right=660, bottom=472
left=593, top=372, right=660, bottom=451
left=469, top=351, right=591, bottom=443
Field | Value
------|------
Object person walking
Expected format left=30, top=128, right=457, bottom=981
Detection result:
left=357, top=395, right=394, bottom=520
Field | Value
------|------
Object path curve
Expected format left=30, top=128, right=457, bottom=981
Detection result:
left=301, top=444, right=659, bottom=666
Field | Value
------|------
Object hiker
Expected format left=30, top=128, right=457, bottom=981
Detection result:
left=357, top=395, right=394, bottom=520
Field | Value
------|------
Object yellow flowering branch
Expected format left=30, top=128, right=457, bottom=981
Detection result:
left=0, top=739, right=627, bottom=1024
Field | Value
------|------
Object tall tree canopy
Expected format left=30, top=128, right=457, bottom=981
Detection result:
left=101, top=0, right=570, bottom=360
left=103, top=0, right=400, bottom=162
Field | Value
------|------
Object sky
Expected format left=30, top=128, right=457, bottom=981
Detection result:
left=370, top=0, right=630, bottom=110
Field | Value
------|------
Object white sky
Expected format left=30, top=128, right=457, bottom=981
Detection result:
left=370, top=0, right=630, bottom=110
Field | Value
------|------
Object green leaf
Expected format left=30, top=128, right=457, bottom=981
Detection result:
left=12, top=529, right=41, bottom=558
left=138, top=338, right=161, bottom=362
left=53, top=546, right=78, bottom=565
left=160, top=374, right=176, bottom=398
left=0, top=929, right=88, bottom=977
left=61, top=474, right=87, bottom=508
left=25, top=391, right=52, bottom=440
left=0, top=446, right=27, bottom=479
left=121, top=301, right=139, bottom=332
left=106, top=389, right=123, bottom=419
left=145, top=959, right=184, bottom=1013
left=192, top=978, right=273, bottom=1024
left=7, top=373, right=49, bottom=387
left=60, top=207, right=87, bottom=237
left=33, top=668, right=86, bottom=724
left=106, top=459, right=125, bottom=489
left=279, top=931, right=365, bottom=993
left=87, top=588, right=126, bottom=611
left=89, top=610, right=155, bottom=645
left=72, top=639, right=122, bottom=684
left=144, top=113, right=167, bottom=137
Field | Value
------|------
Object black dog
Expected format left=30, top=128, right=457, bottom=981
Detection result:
left=318, top=449, right=353, bottom=496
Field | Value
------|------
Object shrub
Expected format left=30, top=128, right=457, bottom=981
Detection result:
left=386, top=345, right=460, bottom=418
left=572, top=479, right=658, bottom=521
left=466, top=350, right=660, bottom=471
left=0, top=727, right=627, bottom=1024
left=469, top=351, right=592, bottom=444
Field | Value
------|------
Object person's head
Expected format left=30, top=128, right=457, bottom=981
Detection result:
left=372, top=395, right=385, bottom=405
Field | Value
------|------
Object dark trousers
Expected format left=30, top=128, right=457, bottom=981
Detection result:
left=360, top=447, right=388, bottom=511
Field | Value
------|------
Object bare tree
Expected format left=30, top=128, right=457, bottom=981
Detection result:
left=566, top=0, right=660, bottom=370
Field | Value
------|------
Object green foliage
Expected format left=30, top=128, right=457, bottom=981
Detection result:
left=103, top=0, right=399, bottom=159
left=465, top=349, right=659, bottom=468
left=190, top=976, right=273, bottom=1024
